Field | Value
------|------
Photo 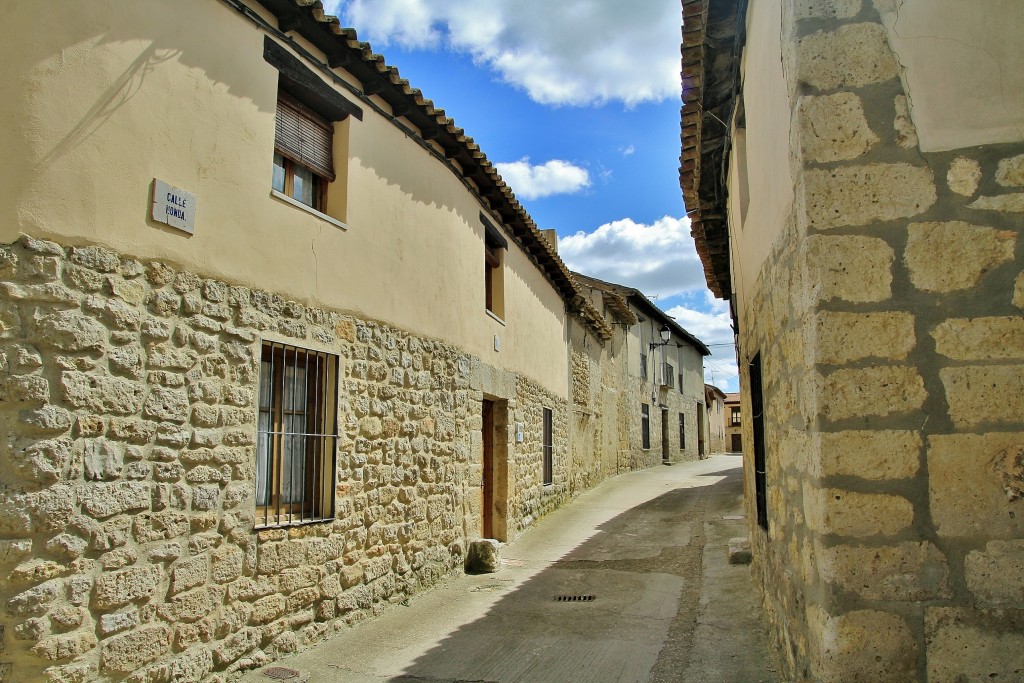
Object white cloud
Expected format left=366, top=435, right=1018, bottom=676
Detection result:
left=494, top=158, right=591, bottom=200
left=667, top=294, right=739, bottom=392
left=326, top=0, right=682, bottom=106
left=620, top=145, right=636, bottom=156
left=558, top=216, right=706, bottom=299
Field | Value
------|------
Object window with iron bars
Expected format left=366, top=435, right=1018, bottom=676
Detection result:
left=256, top=340, right=338, bottom=528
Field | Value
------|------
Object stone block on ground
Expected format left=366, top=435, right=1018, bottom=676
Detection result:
left=466, top=539, right=501, bottom=574
left=728, top=537, right=752, bottom=565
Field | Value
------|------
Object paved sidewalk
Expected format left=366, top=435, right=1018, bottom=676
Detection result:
left=241, top=454, right=780, bottom=683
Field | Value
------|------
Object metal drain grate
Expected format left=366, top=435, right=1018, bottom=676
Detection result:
left=263, top=666, right=300, bottom=680
left=554, top=594, right=596, bottom=602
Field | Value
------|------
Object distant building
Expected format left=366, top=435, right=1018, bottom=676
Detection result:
left=723, top=392, right=742, bottom=453
left=682, top=0, right=1024, bottom=680
left=704, top=384, right=727, bottom=453
left=573, top=274, right=711, bottom=464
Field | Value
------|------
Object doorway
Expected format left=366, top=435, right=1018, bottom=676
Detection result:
left=661, top=408, right=670, bottom=462
left=481, top=398, right=509, bottom=541
left=697, top=401, right=706, bottom=458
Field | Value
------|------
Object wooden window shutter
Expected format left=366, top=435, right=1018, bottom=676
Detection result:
left=275, top=92, right=335, bottom=182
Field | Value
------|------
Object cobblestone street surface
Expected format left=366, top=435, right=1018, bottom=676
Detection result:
left=241, top=454, right=779, bottom=683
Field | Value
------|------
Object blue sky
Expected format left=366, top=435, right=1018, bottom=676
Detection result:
left=324, top=0, right=739, bottom=391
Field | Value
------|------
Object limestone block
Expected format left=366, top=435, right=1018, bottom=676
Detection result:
left=11, top=437, right=71, bottom=484
left=893, top=95, right=918, bottom=149
left=814, top=311, right=915, bottom=364
left=36, top=311, right=106, bottom=351
left=69, top=245, right=119, bottom=273
left=941, top=366, right=1024, bottom=428
left=818, top=365, right=926, bottom=422
left=906, top=221, right=1015, bottom=292
left=797, top=23, right=899, bottom=90
left=1014, top=272, right=1024, bottom=309
left=794, top=0, right=861, bottom=19
left=727, top=537, right=752, bottom=565
left=32, top=630, right=97, bottom=662
left=805, top=487, right=913, bottom=536
left=933, top=317, right=1024, bottom=360
left=93, top=565, right=160, bottom=609
left=100, top=625, right=170, bottom=672
left=6, top=581, right=59, bottom=616
left=925, top=608, right=1024, bottom=683
left=212, top=627, right=261, bottom=666
left=83, top=438, right=124, bottom=481
left=211, top=545, right=244, bottom=584
left=143, top=386, right=190, bottom=423
left=797, top=93, right=878, bottom=163
left=466, top=539, right=501, bottom=573
left=249, top=594, right=285, bottom=625
left=804, top=163, right=936, bottom=229
left=997, top=154, right=1024, bottom=187
left=79, top=481, right=150, bottom=518
left=0, top=373, right=50, bottom=404
left=807, top=607, right=918, bottom=683
left=964, top=540, right=1024, bottom=605
left=805, top=235, right=893, bottom=303
left=170, top=555, right=209, bottom=595
left=169, top=586, right=217, bottom=622
left=61, top=371, right=145, bottom=415
left=948, top=157, right=982, bottom=196
left=814, top=430, right=921, bottom=480
left=819, top=541, right=950, bottom=601
left=969, top=193, right=1024, bottom=212
left=927, top=433, right=1024, bottom=537
left=98, top=608, right=139, bottom=636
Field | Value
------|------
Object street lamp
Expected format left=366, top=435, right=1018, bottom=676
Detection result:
left=649, top=323, right=672, bottom=351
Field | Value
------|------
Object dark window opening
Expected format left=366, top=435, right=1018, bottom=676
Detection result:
left=750, top=353, right=768, bottom=531
left=679, top=412, right=686, bottom=450
left=542, top=407, right=553, bottom=485
left=641, top=403, right=651, bottom=450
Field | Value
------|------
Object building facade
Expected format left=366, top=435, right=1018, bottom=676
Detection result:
left=704, top=384, right=726, bottom=454
left=682, top=0, right=1024, bottom=681
left=573, top=274, right=711, bottom=464
left=723, top=392, right=741, bottom=453
left=0, top=1, right=709, bottom=681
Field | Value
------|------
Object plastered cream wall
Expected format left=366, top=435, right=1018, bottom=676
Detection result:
left=0, top=0, right=568, bottom=398
left=876, top=0, right=1024, bottom=151
left=729, top=0, right=795, bottom=305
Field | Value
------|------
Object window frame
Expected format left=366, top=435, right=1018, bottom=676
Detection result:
left=482, top=214, right=508, bottom=320
left=542, top=407, right=553, bottom=486
left=679, top=412, right=686, bottom=450
left=255, top=340, right=338, bottom=529
left=273, top=92, right=334, bottom=212
left=731, top=406, right=741, bottom=426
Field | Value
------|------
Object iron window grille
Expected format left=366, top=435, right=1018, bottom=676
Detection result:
left=256, top=340, right=338, bottom=528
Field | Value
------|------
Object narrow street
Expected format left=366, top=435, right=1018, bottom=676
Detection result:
left=241, top=454, right=779, bottom=683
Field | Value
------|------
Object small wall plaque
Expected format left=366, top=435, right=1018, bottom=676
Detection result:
left=151, top=179, right=196, bottom=234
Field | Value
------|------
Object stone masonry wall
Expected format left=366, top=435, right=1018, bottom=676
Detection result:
left=744, top=1, right=1024, bottom=681
left=0, top=235, right=565, bottom=682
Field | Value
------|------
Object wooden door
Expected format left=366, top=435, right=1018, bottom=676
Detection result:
left=482, top=399, right=494, bottom=538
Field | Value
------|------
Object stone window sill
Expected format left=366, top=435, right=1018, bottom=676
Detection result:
left=271, top=189, right=348, bottom=231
